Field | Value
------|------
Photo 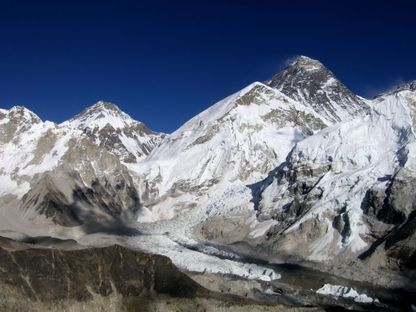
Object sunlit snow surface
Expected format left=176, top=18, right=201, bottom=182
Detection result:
left=130, top=82, right=326, bottom=226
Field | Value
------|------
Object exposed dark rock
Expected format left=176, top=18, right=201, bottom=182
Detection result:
left=331, top=203, right=351, bottom=245
left=0, top=237, right=203, bottom=311
left=0, top=237, right=314, bottom=312
left=20, top=169, right=141, bottom=231
left=358, top=169, right=416, bottom=270
left=265, top=56, right=369, bottom=123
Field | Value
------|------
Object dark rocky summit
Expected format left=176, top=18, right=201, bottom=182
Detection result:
left=266, top=56, right=369, bottom=123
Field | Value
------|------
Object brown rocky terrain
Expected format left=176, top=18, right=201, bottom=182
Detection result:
left=0, top=236, right=322, bottom=312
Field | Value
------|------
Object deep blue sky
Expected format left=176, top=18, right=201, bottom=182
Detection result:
left=0, top=0, right=415, bottom=133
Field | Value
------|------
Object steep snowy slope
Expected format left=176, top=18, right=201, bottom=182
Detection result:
left=235, top=82, right=416, bottom=268
left=135, top=82, right=328, bottom=221
left=266, top=56, right=370, bottom=124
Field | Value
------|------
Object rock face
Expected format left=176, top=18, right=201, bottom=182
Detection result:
left=0, top=238, right=202, bottom=311
left=0, top=237, right=318, bottom=312
left=265, top=56, right=370, bottom=124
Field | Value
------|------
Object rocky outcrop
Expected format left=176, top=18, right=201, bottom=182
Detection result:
left=359, top=168, right=416, bottom=270
left=0, top=237, right=319, bottom=312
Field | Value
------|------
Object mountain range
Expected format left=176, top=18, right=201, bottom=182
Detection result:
left=0, top=56, right=415, bottom=310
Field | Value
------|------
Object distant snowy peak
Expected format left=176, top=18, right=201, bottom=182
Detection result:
left=391, top=80, right=416, bottom=93
left=63, top=101, right=140, bottom=130
left=265, top=55, right=370, bottom=124
left=61, top=101, right=165, bottom=163
left=372, top=82, right=416, bottom=131
left=0, top=106, right=45, bottom=145
left=374, top=80, right=416, bottom=99
left=0, top=106, right=41, bottom=124
left=0, top=101, right=160, bottom=224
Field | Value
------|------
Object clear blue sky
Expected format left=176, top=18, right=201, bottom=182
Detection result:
left=0, top=0, right=415, bottom=133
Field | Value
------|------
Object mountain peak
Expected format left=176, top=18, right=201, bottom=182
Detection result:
left=7, top=105, right=41, bottom=123
left=265, top=56, right=331, bottom=91
left=59, top=101, right=164, bottom=163
left=374, top=81, right=416, bottom=99
left=81, top=101, right=122, bottom=116
left=62, top=101, right=136, bottom=131
left=91, top=100, right=121, bottom=111
left=392, top=80, right=416, bottom=93
left=290, top=55, right=324, bottom=70
left=265, top=56, right=369, bottom=123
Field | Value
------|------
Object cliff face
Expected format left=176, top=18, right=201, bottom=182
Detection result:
left=0, top=237, right=318, bottom=312
left=0, top=237, right=200, bottom=311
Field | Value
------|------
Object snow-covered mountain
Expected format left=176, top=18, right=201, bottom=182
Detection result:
left=246, top=83, right=416, bottom=265
left=0, top=102, right=164, bottom=237
left=135, top=82, right=327, bottom=221
left=0, top=57, right=415, bottom=288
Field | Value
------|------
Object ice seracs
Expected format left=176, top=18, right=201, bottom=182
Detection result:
left=316, top=284, right=379, bottom=304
